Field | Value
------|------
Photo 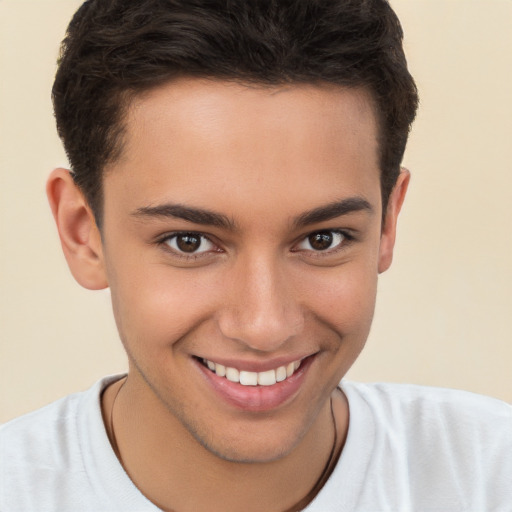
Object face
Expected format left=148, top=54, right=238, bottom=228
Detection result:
left=97, top=79, right=397, bottom=463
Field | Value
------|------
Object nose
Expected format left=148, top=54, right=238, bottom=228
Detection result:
left=217, top=253, right=304, bottom=352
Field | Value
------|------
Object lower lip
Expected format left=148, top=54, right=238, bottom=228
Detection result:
left=196, top=356, right=314, bottom=412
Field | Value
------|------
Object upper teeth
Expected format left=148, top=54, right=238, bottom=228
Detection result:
left=203, top=358, right=302, bottom=386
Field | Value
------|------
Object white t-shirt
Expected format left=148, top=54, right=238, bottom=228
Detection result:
left=1, top=376, right=511, bottom=511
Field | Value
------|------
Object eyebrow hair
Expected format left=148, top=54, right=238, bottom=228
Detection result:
left=132, top=203, right=236, bottom=230
left=132, top=196, right=373, bottom=231
left=292, top=197, right=373, bottom=228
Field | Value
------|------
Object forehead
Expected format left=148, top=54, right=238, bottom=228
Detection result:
left=106, top=79, right=381, bottom=222
left=125, top=79, right=378, bottom=157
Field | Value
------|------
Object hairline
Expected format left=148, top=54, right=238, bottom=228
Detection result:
left=89, top=77, right=392, bottom=229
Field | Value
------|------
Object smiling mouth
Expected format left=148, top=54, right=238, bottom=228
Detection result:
left=200, top=358, right=303, bottom=386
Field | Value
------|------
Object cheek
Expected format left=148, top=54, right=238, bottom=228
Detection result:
left=107, top=256, right=219, bottom=351
left=299, top=259, right=378, bottom=326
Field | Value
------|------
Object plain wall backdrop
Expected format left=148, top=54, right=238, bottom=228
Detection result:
left=1, top=0, right=511, bottom=423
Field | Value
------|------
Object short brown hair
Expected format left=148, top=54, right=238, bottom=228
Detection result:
left=53, top=0, right=418, bottom=224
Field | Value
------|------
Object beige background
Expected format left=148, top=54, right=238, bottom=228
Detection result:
left=1, top=0, right=511, bottom=423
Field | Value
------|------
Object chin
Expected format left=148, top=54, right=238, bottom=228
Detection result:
left=187, top=416, right=308, bottom=464
left=199, top=434, right=297, bottom=464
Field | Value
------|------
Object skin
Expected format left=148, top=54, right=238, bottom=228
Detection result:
left=47, top=79, right=409, bottom=512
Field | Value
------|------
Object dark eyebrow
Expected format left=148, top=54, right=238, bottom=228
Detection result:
left=132, top=203, right=236, bottom=230
left=132, top=197, right=372, bottom=230
left=293, top=197, right=373, bottom=228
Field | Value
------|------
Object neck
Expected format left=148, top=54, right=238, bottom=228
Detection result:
left=102, top=374, right=348, bottom=512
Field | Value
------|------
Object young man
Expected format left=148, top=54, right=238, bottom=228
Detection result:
left=1, top=0, right=511, bottom=511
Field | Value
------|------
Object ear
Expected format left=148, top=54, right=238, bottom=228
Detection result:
left=378, top=168, right=410, bottom=273
left=46, top=168, right=108, bottom=290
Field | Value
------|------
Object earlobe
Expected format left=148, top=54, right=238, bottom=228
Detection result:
left=378, top=168, right=410, bottom=274
left=46, top=168, right=108, bottom=290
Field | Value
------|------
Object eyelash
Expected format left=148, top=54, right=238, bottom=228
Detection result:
left=157, top=232, right=219, bottom=260
left=156, top=229, right=355, bottom=260
left=292, top=229, right=354, bottom=256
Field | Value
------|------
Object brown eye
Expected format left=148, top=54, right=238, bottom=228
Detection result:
left=296, top=230, right=346, bottom=252
left=164, top=233, right=215, bottom=254
left=176, top=234, right=201, bottom=252
left=308, top=232, right=334, bottom=250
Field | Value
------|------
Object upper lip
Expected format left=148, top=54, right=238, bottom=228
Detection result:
left=195, top=353, right=315, bottom=373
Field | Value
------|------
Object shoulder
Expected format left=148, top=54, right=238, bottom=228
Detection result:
left=336, top=381, right=512, bottom=509
left=341, top=381, right=512, bottom=449
left=0, top=376, right=122, bottom=511
left=342, top=381, right=512, bottom=429
left=0, top=376, right=116, bottom=457
left=1, top=388, right=87, bottom=463
left=343, top=380, right=511, bottom=414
